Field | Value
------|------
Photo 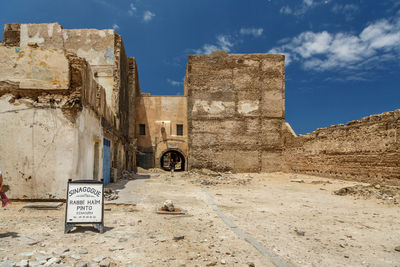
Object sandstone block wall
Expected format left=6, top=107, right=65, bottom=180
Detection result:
left=186, top=51, right=285, bottom=172
left=283, top=110, right=400, bottom=185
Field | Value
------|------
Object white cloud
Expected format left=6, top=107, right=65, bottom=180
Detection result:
left=143, top=10, right=155, bottom=22
left=194, top=35, right=234, bottom=54
left=240, top=27, right=264, bottom=37
left=112, top=24, right=120, bottom=30
left=167, top=78, right=184, bottom=87
left=303, top=0, right=313, bottom=7
left=128, top=3, right=137, bottom=16
left=269, top=16, right=400, bottom=71
left=332, top=4, right=359, bottom=21
left=280, top=6, right=292, bottom=15
left=280, top=0, right=318, bottom=16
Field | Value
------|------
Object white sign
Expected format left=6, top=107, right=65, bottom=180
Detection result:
left=66, top=183, right=103, bottom=223
left=167, top=143, right=178, bottom=149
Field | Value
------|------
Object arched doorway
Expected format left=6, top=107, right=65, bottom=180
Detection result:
left=160, top=150, right=185, bottom=171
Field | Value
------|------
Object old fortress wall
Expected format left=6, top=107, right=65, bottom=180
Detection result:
left=282, top=110, right=400, bottom=185
left=186, top=51, right=285, bottom=173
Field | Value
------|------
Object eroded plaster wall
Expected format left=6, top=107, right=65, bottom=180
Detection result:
left=136, top=95, right=187, bottom=169
left=0, top=96, right=104, bottom=199
left=0, top=95, right=76, bottom=199
left=0, top=41, right=118, bottom=198
left=75, top=108, right=104, bottom=181
left=283, top=110, right=400, bottom=185
left=0, top=46, right=69, bottom=90
left=186, top=51, right=285, bottom=172
left=4, top=23, right=117, bottom=113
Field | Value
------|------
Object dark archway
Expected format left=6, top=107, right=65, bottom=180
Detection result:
left=160, top=150, right=185, bottom=171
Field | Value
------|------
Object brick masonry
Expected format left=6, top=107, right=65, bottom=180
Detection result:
left=185, top=51, right=285, bottom=172
left=283, top=110, right=400, bottom=185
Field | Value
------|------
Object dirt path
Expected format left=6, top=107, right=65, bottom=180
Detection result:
left=0, top=171, right=399, bottom=266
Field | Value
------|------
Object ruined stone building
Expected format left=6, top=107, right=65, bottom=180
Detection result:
left=0, top=23, right=137, bottom=199
left=135, top=93, right=187, bottom=171
left=185, top=51, right=286, bottom=172
left=0, top=23, right=399, bottom=199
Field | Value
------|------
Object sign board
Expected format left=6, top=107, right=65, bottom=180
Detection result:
left=65, top=179, right=104, bottom=233
left=167, top=143, right=178, bottom=149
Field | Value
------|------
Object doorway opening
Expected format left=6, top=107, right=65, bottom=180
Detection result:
left=160, top=150, right=185, bottom=171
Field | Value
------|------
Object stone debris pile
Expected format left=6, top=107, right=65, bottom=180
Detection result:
left=334, top=184, right=400, bottom=204
left=104, top=188, right=119, bottom=201
left=120, top=170, right=136, bottom=180
left=185, top=169, right=253, bottom=186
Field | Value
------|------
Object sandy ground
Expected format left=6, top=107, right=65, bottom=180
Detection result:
left=0, top=171, right=399, bottom=267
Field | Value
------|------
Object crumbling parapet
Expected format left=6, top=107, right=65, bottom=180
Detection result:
left=283, top=110, right=400, bottom=185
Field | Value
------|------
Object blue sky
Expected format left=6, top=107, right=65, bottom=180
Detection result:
left=1, top=0, right=399, bottom=134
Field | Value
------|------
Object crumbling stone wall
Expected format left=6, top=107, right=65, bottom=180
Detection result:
left=3, top=23, right=120, bottom=115
left=186, top=51, right=285, bottom=172
left=3, top=22, right=137, bottom=171
left=0, top=46, right=113, bottom=199
left=283, top=110, right=400, bottom=185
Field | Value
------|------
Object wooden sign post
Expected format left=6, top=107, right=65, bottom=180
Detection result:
left=65, top=179, right=104, bottom=233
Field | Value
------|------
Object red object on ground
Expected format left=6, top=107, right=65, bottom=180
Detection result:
left=0, top=192, right=11, bottom=207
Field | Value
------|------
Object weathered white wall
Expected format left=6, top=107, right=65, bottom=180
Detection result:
left=0, top=47, right=69, bottom=90
left=75, top=108, right=103, bottom=181
left=0, top=95, right=104, bottom=199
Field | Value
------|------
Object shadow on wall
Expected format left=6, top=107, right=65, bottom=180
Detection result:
left=136, top=96, right=154, bottom=169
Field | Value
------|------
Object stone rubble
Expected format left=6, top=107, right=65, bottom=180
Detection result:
left=334, top=184, right=400, bottom=204
left=104, top=188, right=119, bottom=201
left=161, top=200, right=175, bottom=212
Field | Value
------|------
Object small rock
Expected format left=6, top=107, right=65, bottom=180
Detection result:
left=99, top=259, right=110, bottom=267
left=29, top=261, right=45, bottom=266
left=162, top=200, right=175, bottom=212
left=108, top=247, right=124, bottom=252
left=70, top=254, right=81, bottom=260
left=375, top=184, right=381, bottom=189
left=247, top=263, right=255, bottom=267
left=44, top=257, right=61, bottom=266
left=17, top=236, right=36, bottom=243
left=15, top=260, right=28, bottom=267
left=206, top=262, right=217, bottom=266
left=42, top=233, right=50, bottom=237
left=221, top=259, right=227, bottom=265
left=18, top=252, right=34, bottom=257
left=118, top=238, right=128, bottom=243
left=53, top=248, right=69, bottom=255
left=290, top=179, right=304, bottom=183
left=35, top=255, right=52, bottom=262
left=294, top=229, right=305, bottom=236
left=28, top=240, right=40, bottom=246
left=395, top=246, right=400, bottom=252
left=173, top=235, right=184, bottom=241
left=78, top=248, right=88, bottom=254
left=92, top=256, right=105, bottom=263
left=75, top=263, right=88, bottom=267
left=0, top=259, right=15, bottom=267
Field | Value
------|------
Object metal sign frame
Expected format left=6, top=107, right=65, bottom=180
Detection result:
left=64, top=179, right=104, bottom=233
